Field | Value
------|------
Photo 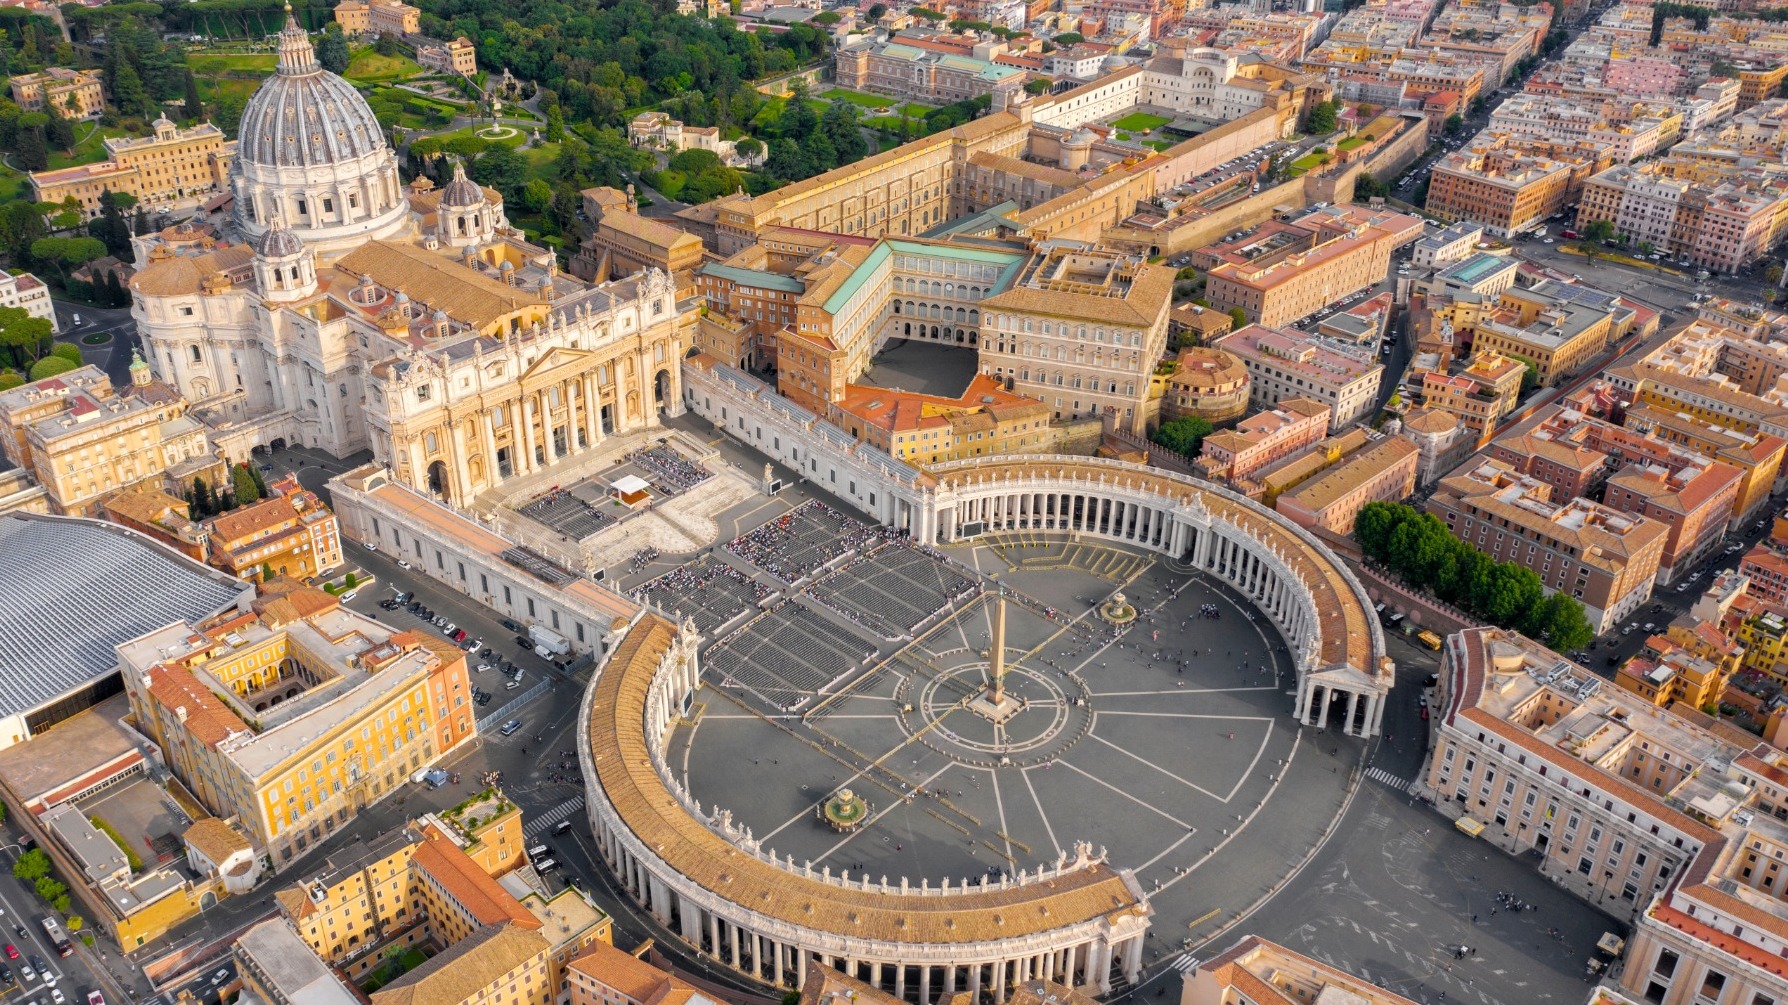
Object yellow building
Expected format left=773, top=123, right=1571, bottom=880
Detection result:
left=570, top=187, right=706, bottom=296
left=272, top=806, right=609, bottom=1002
left=0, top=360, right=224, bottom=516
left=8, top=68, right=105, bottom=120
left=118, top=583, right=477, bottom=867
left=1467, top=284, right=1613, bottom=386
left=29, top=115, right=234, bottom=219
left=1625, top=402, right=1786, bottom=526
left=1616, top=623, right=1740, bottom=710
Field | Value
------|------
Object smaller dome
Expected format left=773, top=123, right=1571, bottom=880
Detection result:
left=440, top=161, right=484, bottom=208
left=260, top=217, right=305, bottom=259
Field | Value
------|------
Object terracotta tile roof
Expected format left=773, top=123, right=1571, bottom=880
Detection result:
left=183, top=818, right=249, bottom=863
left=411, top=823, right=540, bottom=931
left=144, top=663, right=244, bottom=747
left=370, top=922, right=550, bottom=1005
left=568, top=940, right=672, bottom=1001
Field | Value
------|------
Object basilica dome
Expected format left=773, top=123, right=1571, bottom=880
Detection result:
left=230, top=4, right=412, bottom=258
left=237, top=17, right=384, bottom=169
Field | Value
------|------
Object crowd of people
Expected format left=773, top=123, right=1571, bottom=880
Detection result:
left=629, top=546, right=663, bottom=574
left=637, top=559, right=771, bottom=614
left=725, top=501, right=888, bottom=583
left=629, top=445, right=712, bottom=494
left=1198, top=604, right=1222, bottom=619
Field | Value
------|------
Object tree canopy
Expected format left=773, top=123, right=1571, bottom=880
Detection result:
left=1150, top=416, right=1214, bottom=457
left=1354, top=501, right=1596, bottom=650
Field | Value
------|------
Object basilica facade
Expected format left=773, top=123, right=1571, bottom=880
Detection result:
left=128, top=10, right=695, bottom=506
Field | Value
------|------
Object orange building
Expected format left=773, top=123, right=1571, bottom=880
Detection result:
left=205, top=473, right=345, bottom=582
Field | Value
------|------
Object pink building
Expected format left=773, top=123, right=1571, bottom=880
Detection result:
left=1604, top=57, right=1686, bottom=97
left=1195, top=397, right=1331, bottom=484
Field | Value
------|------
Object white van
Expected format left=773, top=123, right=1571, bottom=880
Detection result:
left=527, top=844, right=549, bottom=858
left=535, top=858, right=559, bottom=872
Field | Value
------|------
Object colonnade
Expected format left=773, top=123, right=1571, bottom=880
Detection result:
left=930, top=467, right=1386, bottom=738
left=583, top=840, right=1146, bottom=1005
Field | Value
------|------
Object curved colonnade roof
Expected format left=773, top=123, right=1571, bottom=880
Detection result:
left=926, top=457, right=1380, bottom=679
left=586, top=618, right=1148, bottom=946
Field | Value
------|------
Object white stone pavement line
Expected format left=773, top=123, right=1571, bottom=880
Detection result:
left=1019, top=764, right=1064, bottom=859
left=990, top=766, right=1015, bottom=866
left=1155, top=726, right=1306, bottom=898
left=1091, top=687, right=1278, bottom=696
left=1085, top=719, right=1272, bottom=805
left=1054, top=758, right=1195, bottom=830
left=1167, top=954, right=1199, bottom=973
left=1366, top=766, right=1413, bottom=790
left=1182, top=731, right=1370, bottom=973
left=814, top=763, right=954, bottom=862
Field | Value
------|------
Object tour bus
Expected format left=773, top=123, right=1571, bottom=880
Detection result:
left=39, top=916, right=70, bottom=957
left=1416, top=630, right=1443, bottom=651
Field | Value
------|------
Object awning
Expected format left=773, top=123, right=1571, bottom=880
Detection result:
left=1454, top=816, right=1486, bottom=837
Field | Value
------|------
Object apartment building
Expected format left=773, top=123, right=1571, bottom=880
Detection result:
left=1274, top=433, right=1419, bottom=534
left=415, top=36, right=477, bottom=76
left=7, top=68, right=105, bottom=120
left=1195, top=397, right=1331, bottom=484
left=1425, top=133, right=1614, bottom=236
left=0, top=362, right=224, bottom=516
left=29, top=115, right=234, bottom=219
left=1204, top=204, right=1424, bottom=328
left=1576, top=159, right=1788, bottom=274
left=834, top=36, right=1028, bottom=105
left=269, top=809, right=610, bottom=1003
left=1604, top=459, right=1743, bottom=586
left=1487, top=94, right=1680, bottom=162
left=1411, top=221, right=1485, bottom=270
left=1213, top=325, right=1384, bottom=430
left=1418, top=350, right=1526, bottom=437
left=1615, top=624, right=1741, bottom=710
left=0, top=268, right=57, bottom=333
left=117, top=584, right=477, bottom=867
left=1427, top=458, right=1667, bottom=632
left=205, top=473, right=346, bottom=582
left=568, top=941, right=706, bottom=1005
left=333, top=0, right=421, bottom=36
left=1625, top=404, right=1785, bottom=526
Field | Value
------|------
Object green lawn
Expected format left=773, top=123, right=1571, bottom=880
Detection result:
left=1111, top=111, right=1171, bottom=132
left=47, top=124, right=132, bottom=171
left=898, top=103, right=933, bottom=117
left=0, top=166, right=30, bottom=204
left=1290, top=153, right=1326, bottom=171
left=187, top=52, right=276, bottom=76
left=1144, top=140, right=1174, bottom=151
left=361, top=947, right=429, bottom=993
left=1336, top=135, right=1368, bottom=151
left=344, top=48, right=424, bottom=84
left=820, top=88, right=898, bottom=109
left=197, top=76, right=261, bottom=106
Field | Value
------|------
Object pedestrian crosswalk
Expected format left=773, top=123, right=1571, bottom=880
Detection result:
left=525, top=796, right=586, bottom=838
left=1167, top=954, right=1200, bottom=974
left=1366, top=766, right=1413, bottom=791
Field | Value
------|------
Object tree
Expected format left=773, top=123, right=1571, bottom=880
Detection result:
left=63, top=916, right=81, bottom=934
left=471, top=145, right=530, bottom=199
left=0, top=306, right=53, bottom=369
left=108, top=59, right=149, bottom=118
left=42, top=100, right=72, bottom=152
left=1525, top=592, right=1594, bottom=650
left=765, top=137, right=805, bottom=180
left=1444, top=114, right=1465, bottom=135
left=93, top=189, right=132, bottom=256
left=11, top=849, right=49, bottom=882
left=232, top=464, right=262, bottom=506
left=374, top=33, right=400, bottom=57
left=49, top=343, right=81, bottom=365
left=1150, top=416, right=1214, bottom=456
left=1053, top=32, right=1084, bottom=44
left=800, top=128, right=837, bottom=175
left=867, top=2, right=886, bottom=17
left=191, top=475, right=215, bottom=517
left=29, top=236, right=107, bottom=284
left=736, top=136, right=763, bottom=163
left=0, top=371, right=22, bottom=392
left=1584, top=219, right=1615, bottom=244
left=1304, top=100, right=1338, bottom=134
left=1508, top=353, right=1541, bottom=394
left=27, top=356, right=77, bottom=381
left=521, top=178, right=554, bottom=213
left=316, top=24, right=350, bottom=75
left=14, top=124, right=46, bottom=172
left=544, top=105, right=565, bottom=143
left=1228, top=307, right=1248, bottom=329
left=780, top=81, right=819, bottom=140
left=182, top=69, right=203, bottom=120
left=821, top=99, right=866, bottom=164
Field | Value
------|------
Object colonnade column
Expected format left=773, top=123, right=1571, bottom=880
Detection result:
left=565, top=379, right=582, bottom=452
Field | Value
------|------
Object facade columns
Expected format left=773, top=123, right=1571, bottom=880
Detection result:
left=519, top=397, right=538, bottom=472
left=564, top=380, right=582, bottom=452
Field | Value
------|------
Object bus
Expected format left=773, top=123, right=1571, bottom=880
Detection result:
left=40, top=916, right=70, bottom=957
left=1416, top=630, right=1443, bottom=651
